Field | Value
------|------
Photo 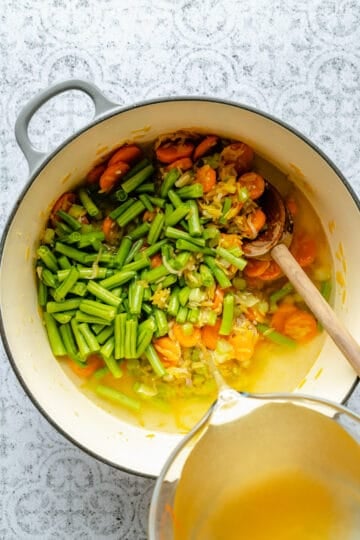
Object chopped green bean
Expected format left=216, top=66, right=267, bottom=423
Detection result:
left=257, top=323, right=297, bottom=348
left=43, top=313, right=66, bottom=357
left=161, top=168, right=181, bottom=198
left=79, top=188, right=101, bottom=218
left=114, top=313, right=127, bottom=360
left=95, top=385, right=141, bottom=411
left=216, top=247, right=247, bottom=271
left=37, top=245, right=58, bottom=272
left=121, top=164, right=154, bottom=194
left=144, top=344, right=166, bottom=377
left=116, top=200, right=145, bottom=227
left=219, top=293, right=234, bottom=335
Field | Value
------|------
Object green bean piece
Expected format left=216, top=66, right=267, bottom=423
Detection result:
left=43, top=227, right=56, bottom=245
left=121, top=164, right=154, bottom=194
left=216, top=247, right=247, bottom=271
left=93, top=366, right=110, bottom=380
left=176, top=306, right=188, bottom=324
left=154, top=309, right=168, bottom=337
left=165, top=205, right=190, bottom=227
left=139, top=194, right=154, bottom=212
left=75, top=311, right=111, bottom=326
left=97, top=325, right=115, bottom=345
left=114, top=188, right=128, bottom=202
left=100, top=270, right=136, bottom=290
left=144, top=344, right=166, bottom=377
left=257, top=323, right=297, bottom=348
left=219, top=197, right=232, bottom=224
left=38, top=280, right=48, bottom=307
left=57, top=267, right=109, bottom=281
left=114, top=236, right=132, bottom=268
left=168, top=189, right=183, bottom=209
left=125, top=319, right=137, bottom=359
left=47, top=299, right=81, bottom=313
left=53, top=266, right=80, bottom=302
left=143, top=265, right=168, bottom=283
left=100, top=336, right=115, bottom=358
left=84, top=252, right=116, bottom=265
left=161, top=275, right=178, bottom=288
left=37, top=245, right=59, bottom=272
left=52, top=312, right=75, bottom=324
left=135, top=240, right=168, bottom=261
left=187, top=200, right=202, bottom=236
left=103, top=356, right=123, bottom=379
left=109, top=198, right=135, bottom=220
left=115, top=313, right=127, bottom=360
left=56, top=210, right=82, bottom=231
left=204, top=257, right=232, bottom=288
left=43, top=313, right=67, bottom=357
left=116, top=200, right=145, bottom=227
left=79, top=323, right=100, bottom=353
left=55, top=242, right=88, bottom=264
left=58, top=255, right=71, bottom=269
left=55, top=221, right=72, bottom=236
left=87, top=281, right=121, bottom=308
left=127, top=222, right=150, bottom=240
left=165, top=226, right=205, bottom=246
left=167, top=288, right=180, bottom=317
left=92, top=323, right=106, bottom=335
left=187, top=307, right=200, bottom=324
left=121, top=258, right=150, bottom=274
left=69, top=282, right=87, bottom=297
left=178, top=286, right=191, bottom=306
left=77, top=231, right=105, bottom=249
left=124, top=238, right=144, bottom=264
left=219, top=293, right=234, bottom=335
left=122, top=158, right=150, bottom=181
left=237, top=186, right=249, bottom=203
left=79, top=299, right=117, bottom=322
left=136, top=329, right=154, bottom=357
left=70, top=318, right=91, bottom=361
left=148, top=196, right=166, bottom=208
left=59, top=323, right=78, bottom=357
left=172, top=251, right=191, bottom=270
left=79, top=188, right=101, bottom=218
left=142, top=303, right=153, bottom=315
left=95, top=385, right=141, bottom=411
left=269, top=282, right=294, bottom=311
left=41, top=268, right=58, bottom=288
left=129, top=281, right=145, bottom=315
left=148, top=212, right=165, bottom=245
left=134, top=182, right=155, bottom=194
left=320, top=280, right=332, bottom=302
left=61, top=232, right=82, bottom=245
left=175, top=239, right=203, bottom=253
left=160, top=168, right=181, bottom=198
left=177, top=183, right=203, bottom=199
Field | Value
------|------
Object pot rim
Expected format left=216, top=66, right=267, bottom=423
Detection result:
left=1, top=95, right=359, bottom=478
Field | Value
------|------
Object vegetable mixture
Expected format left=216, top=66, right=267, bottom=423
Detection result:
left=36, top=132, right=331, bottom=422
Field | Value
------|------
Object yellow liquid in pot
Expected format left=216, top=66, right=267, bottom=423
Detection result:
left=173, top=404, right=360, bottom=539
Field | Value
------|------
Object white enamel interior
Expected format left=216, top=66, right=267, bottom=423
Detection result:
left=1, top=99, right=359, bottom=477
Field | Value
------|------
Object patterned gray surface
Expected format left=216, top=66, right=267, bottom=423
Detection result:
left=1, top=1, right=360, bottom=538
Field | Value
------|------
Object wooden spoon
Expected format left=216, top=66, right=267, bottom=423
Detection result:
left=243, top=182, right=360, bottom=376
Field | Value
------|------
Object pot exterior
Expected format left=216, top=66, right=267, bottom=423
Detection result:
left=1, top=97, right=359, bottom=476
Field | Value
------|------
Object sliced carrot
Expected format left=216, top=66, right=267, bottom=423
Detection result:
left=271, top=302, right=298, bottom=333
left=156, top=142, right=194, bottom=164
left=153, top=336, right=181, bottom=365
left=243, top=259, right=271, bottom=278
left=248, top=208, right=266, bottom=232
left=150, top=253, right=163, bottom=268
left=167, top=157, right=193, bottom=171
left=172, top=323, right=201, bottom=348
left=193, top=135, right=219, bottom=161
left=201, top=319, right=221, bottom=350
left=221, top=142, right=254, bottom=173
left=102, top=216, right=119, bottom=244
left=286, top=195, right=298, bottom=217
left=238, top=172, right=265, bottom=200
left=211, top=287, right=224, bottom=310
left=67, top=354, right=104, bottom=379
left=50, top=192, right=76, bottom=224
left=228, top=328, right=257, bottom=362
left=258, top=260, right=283, bottom=281
left=86, top=164, right=106, bottom=184
left=108, top=144, right=142, bottom=166
left=283, top=310, right=318, bottom=344
left=99, top=162, right=130, bottom=192
left=196, top=165, right=216, bottom=193
left=290, top=233, right=317, bottom=268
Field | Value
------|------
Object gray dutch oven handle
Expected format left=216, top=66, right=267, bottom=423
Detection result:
left=15, top=79, right=117, bottom=173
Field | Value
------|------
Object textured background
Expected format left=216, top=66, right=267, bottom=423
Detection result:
left=1, top=1, right=360, bottom=538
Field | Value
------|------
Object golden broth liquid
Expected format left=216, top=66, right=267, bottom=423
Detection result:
left=173, top=404, right=360, bottom=539
left=61, top=155, right=332, bottom=433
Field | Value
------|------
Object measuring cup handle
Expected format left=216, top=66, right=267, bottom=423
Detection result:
left=15, top=79, right=118, bottom=174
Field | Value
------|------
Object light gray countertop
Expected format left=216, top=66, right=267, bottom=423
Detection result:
left=1, top=1, right=360, bottom=538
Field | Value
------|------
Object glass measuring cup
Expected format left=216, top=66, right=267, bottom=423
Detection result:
left=148, top=389, right=360, bottom=540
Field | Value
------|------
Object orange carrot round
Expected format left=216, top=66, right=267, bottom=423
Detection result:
left=193, top=135, right=218, bottom=160
left=283, top=310, right=318, bottom=343
left=167, top=157, right=193, bottom=171
left=156, top=142, right=194, bottom=164
left=108, top=144, right=142, bottom=166
left=290, top=233, right=317, bottom=268
left=67, top=354, right=104, bottom=379
left=153, top=336, right=181, bottom=365
left=258, top=260, right=283, bottom=281
left=86, top=164, right=106, bottom=184
left=201, top=319, right=221, bottom=350
left=172, top=323, right=201, bottom=347
left=196, top=165, right=216, bottom=193
left=221, top=142, right=254, bottom=173
left=243, top=259, right=270, bottom=278
left=99, top=162, right=130, bottom=192
left=248, top=208, right=266, bottom=232
left=271, top=302, right=298, bottom=333
left=102, top=216, right=119, bottom=244
left=238, top=172, right=265, bottom=200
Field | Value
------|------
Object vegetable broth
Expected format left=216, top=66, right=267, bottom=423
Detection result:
left=173, top=404, right=360, bottom=539
left=37, top=132, right=332, bottom=433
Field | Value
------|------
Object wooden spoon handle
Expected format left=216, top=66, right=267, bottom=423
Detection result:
left=271, top=243, right=360, bottom=376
